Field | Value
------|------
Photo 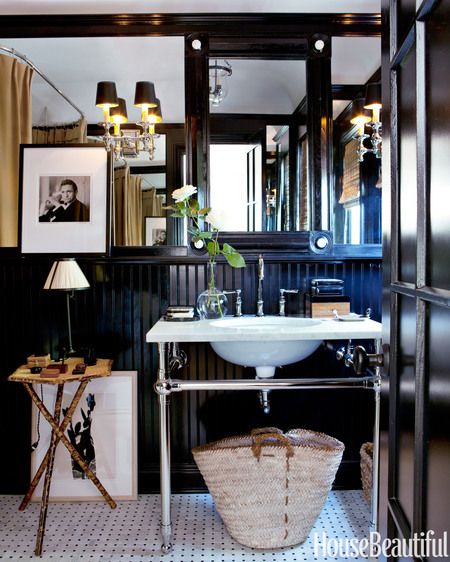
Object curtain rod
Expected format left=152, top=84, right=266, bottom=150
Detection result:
left=0, top=44, right=85, bottom=119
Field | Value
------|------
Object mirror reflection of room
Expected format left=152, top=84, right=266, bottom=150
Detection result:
left=1, top=36, right=185, bottom=247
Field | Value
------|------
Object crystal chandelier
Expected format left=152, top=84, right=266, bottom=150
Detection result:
left=350, top=83, right=382, bottom=162
left=95, top=81, right=162, bottom=160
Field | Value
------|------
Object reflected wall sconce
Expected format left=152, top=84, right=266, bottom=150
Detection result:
left=350, top=82, right=382, bottom=162
left=44, top=258, right=90, bottom=355
left=95, top=81, right=162, bottom=160
left=209, top=60, right=232, bottom=107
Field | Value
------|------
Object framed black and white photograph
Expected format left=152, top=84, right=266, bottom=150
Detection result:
left=145, top=217, right=167, bottom=246
left=31, top=371, right=138, bottom=502
left=20, top=145, right=110, bottom=254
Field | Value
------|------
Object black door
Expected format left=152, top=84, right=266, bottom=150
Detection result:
left=381, top=0, right=450, bottom=557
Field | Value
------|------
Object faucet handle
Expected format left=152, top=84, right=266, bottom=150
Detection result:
left=223, top=289, right=243, bottom=317
left=279, top=289, right=299, bottom=316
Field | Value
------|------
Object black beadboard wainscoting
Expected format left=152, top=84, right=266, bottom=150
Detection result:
left=0, top=253, right=381, bottom=494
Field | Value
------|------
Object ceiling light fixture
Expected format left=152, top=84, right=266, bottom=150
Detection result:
left=95, top=81, right=162, bottom=160
left=209, top=60, right=232, bottom=107
left=350, top=82, right=382, bottom=162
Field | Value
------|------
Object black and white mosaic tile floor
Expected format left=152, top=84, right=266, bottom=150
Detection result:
left=0, top=491, right=370, bottom=562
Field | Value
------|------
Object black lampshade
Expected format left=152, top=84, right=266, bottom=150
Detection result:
left=95, top=81, right=119, bottom=108
left=364, top=83, right=382, bottom=109
left=350, top=98, right=371, bottom=124
left=148, top=98, right=163, bottom=123
left=110, top=97, right=128, bottom=121
left=134, top=81, right=157, bottom=108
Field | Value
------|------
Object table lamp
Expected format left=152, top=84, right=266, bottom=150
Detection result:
left=44, top=258, right=90, bottom=355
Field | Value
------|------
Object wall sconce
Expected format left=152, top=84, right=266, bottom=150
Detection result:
left=209, top=60, right=232, bottom=107
left=350, top=83, right=382, bottom=162
left=96, top=81, right=162, bottom=160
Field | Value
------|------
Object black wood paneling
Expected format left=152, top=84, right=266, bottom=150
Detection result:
left=0, top=253, right=381, bottom=493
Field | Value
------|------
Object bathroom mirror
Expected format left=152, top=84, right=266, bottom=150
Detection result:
left=204, top=37, right=381, bottom=242
left=2, top=30, right=381, bottom=250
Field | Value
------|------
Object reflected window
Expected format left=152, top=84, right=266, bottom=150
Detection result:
left=210, top=144, right=262, bottom=231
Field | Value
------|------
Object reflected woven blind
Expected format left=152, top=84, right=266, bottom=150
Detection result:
left=339, top=138, right=360, bottom=204
left=299, top=138, right=309, bottom=230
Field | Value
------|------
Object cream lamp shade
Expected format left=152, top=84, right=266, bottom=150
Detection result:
left=44, top=259, right=90, bottom=291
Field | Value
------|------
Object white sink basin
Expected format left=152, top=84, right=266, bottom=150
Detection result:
left=209, top=316, right=322, bottom=378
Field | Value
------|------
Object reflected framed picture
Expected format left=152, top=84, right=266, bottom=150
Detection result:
left=145, top=217, right=167, bottom=246
left=19, top=144, right=111, bottom=254
left=31, top=371, right=137, bottom=502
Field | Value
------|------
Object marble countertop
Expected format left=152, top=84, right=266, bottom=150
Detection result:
left=146, top=315, right=382, bottom=343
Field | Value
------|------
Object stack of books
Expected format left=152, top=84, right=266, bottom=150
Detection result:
left=310, top=278, right=344, bottom=296
left=164, top=306, right=196, bottom=321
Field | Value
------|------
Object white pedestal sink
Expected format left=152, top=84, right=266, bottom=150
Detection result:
left=209, top=316, right=323, bottom=378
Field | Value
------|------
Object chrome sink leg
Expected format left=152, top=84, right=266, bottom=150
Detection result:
left=158, top=342, right=173, bottom=554
left=258, top=389, right=271, bottom=414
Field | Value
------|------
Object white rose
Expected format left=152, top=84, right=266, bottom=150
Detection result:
left=205, top=209, right=226, bottom=231
left=172, top=185, right=197, bottom=202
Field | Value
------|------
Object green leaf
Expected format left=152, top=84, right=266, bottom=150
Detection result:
left=198, top=207, right=211, bottom=216
left=206, top=240, right=219, bottom=257
left=224, top=252, right=246, bottom=268
left=222, top=243, right=234, bottom=255
left=195, top=231, right=213, bottom=240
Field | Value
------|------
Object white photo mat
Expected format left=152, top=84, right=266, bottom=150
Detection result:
left=20, top=145, right=109, bottom=254
left=31, top=371, right=137, bottom=501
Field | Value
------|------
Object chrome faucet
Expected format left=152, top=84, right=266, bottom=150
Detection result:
left=256, top=254, right=264, bottom=317
left=279, top=289, right=299, bottom=316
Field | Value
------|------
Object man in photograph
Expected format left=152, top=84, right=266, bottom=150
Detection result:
left=39, top=178, right=90, bottom=223
left=53, top=179, right=90, bottom=222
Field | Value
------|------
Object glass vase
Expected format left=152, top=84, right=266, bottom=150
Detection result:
left=196, top=261, right=228, bottom=319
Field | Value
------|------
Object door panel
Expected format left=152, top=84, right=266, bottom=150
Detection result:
left=398, top=48, right=417, bottom=285
left=397, top=294, right=416, bottom=526
left=427, top=303, right=450, bottom=538
left=382, top=0, right=450, bottom=555
left=428, top=9, right=450, bottom=291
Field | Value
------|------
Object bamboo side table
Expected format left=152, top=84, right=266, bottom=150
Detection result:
left=9, top=357, right=117, bottom=556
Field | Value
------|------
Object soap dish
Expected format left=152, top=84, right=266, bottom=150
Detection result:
left=336, top=313, right=366, bottom=322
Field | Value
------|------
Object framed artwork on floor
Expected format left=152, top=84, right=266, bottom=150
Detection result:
left=31, top=371, right=137, bottom=501
left=19, top=144, right=111, bottom=255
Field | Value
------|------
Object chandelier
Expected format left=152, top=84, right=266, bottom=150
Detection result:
left=95, top=81, right=162, bottom=161
left=209, top=60, right=232, bottom=107
left=350, top=83, right=382, bottom=162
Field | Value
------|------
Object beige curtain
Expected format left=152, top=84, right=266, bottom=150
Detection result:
left=142, top=188, right=164, bottom=217
left=32, top=118, right=87, bottom=144
left=339, top=138, right=360, bottom=204
left=0, top=55, right=33, bottom=246
left=114, top=166, right=143, bottom=246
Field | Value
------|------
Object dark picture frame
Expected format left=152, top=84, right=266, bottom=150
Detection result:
left=19, top=144, right=111, bottom=255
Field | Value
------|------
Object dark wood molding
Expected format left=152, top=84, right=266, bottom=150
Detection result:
left=0, top=13, right=381, bottom=39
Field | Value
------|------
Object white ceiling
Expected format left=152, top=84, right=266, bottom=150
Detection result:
left=0, top=0, right=380, bottom=15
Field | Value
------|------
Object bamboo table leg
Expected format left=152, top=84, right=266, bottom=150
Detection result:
left=19, top=380, right=89, bottom=511
left=34, top=383, right=64, bottom=556
left=23, top=383, right=117, bottom=510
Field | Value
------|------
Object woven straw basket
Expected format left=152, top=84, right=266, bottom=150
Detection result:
left=360, top=442, right=373, bottom=503
left=192, top=427, right=344, bottom=549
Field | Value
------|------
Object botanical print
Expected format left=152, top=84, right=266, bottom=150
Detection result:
left=63, top=393, right=96, bottom=479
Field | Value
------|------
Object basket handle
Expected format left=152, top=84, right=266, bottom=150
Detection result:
left=251, top=431, right=295, bottom=460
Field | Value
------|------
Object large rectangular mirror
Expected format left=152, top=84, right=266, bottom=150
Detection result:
left=1, top=25, right=381, bottom=251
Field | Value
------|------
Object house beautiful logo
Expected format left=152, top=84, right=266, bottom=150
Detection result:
left=312, top=530, right=448, bottom=559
